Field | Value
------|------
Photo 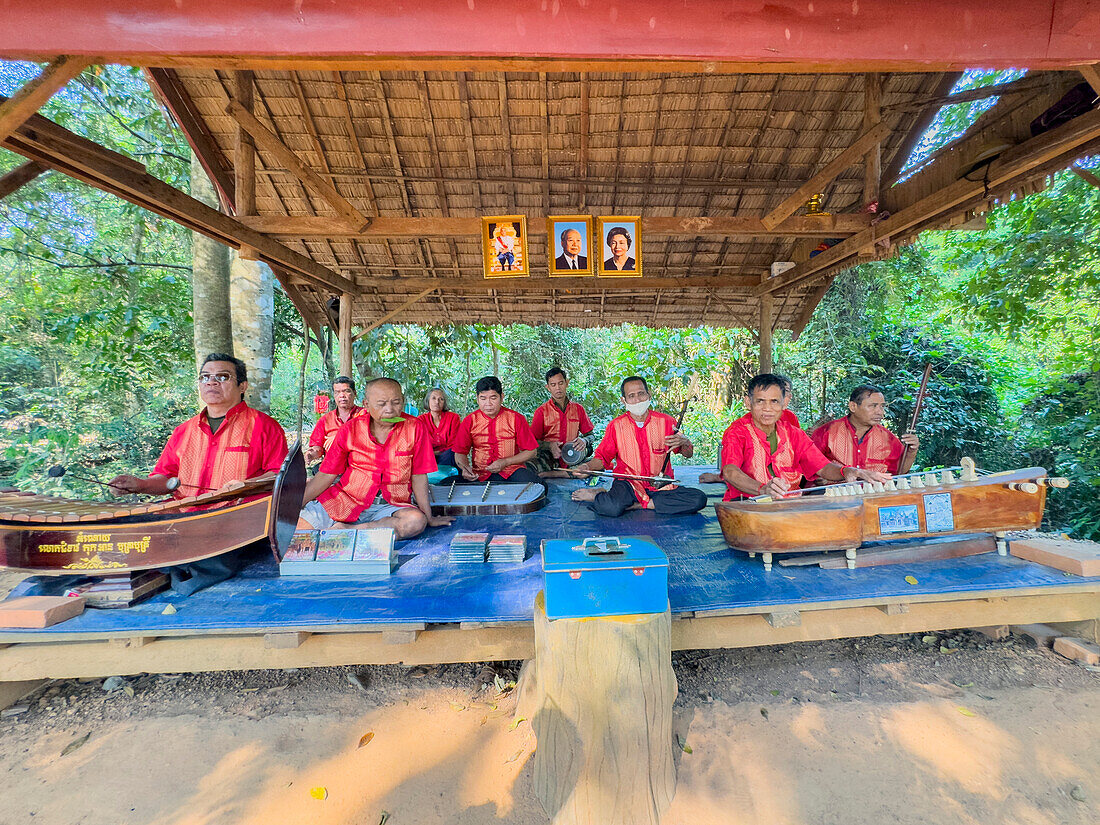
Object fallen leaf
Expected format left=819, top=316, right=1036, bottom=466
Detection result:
left=1070, top=785, right=1086, bottom=803
left=505, top=747, right=526, bottom=764
left=310, top=787, right=328, bottom=800
left=242, top=687, right=260, bottom=693
left=760, top=707, right=769, bottom=720
left=922, top=635, right=938, bottom=646
left=378, top=811, right=391, bottom=825
left=939, top=646, right=958, bottom=654
left=956, top=706, right=976, bottom=717
left=122, top=685, right=135, bottom=698
left=162, top=604, right=177, bottom=615
left=449, top=702, right=467, bottom=712
left=509, top=716, right=527, bottom=731
left=266, top=685, right=288, bottom=693
left=357, top=732, right=375, bottom=749
left=769, top=689, right=780, bottom=696
left=952, top=680, right=974, bottom=688
left=677, top=735, right=693, bottom=754
left=346, top=672, right=368, bottom=692
left=904, top=575, right=918, bottom=585
left=61, top=732, right=90, bottom=757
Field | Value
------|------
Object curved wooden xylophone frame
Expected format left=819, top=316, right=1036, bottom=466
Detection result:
left=0, top=443, right=305, bottom=575
left=714, top=463, right=1054, bottom=569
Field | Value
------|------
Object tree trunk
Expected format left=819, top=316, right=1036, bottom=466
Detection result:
left=520, top=592, right=678, bottom=825
left=229, top=253, right=274, bottom=412
left=189, top=152, right=232, bottom=367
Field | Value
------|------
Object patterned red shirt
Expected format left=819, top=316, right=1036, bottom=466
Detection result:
left=811, top=416, right=904, bottom=475
left=593, top=411, right=681, bottom=508
left=452, top=407, right=538, bottom=481
left=317, top=413, right=436, bottom=521
left=531, top=398, right=594, bottom=467
left=720, top=414, right=829, bottom=501
left=308, top=406, right=362, bottom=458
left=153, top=402, right=288, bottom=502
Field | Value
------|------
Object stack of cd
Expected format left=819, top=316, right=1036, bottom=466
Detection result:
left=449, top=532, right=489, bottom=563
left=487, top=534, right=526, bottom=563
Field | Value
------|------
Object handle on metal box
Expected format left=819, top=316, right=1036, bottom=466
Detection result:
left=577, top=536, right=627, bottom=556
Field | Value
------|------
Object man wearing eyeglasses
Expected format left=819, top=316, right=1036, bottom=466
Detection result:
left=108, top=353, right=288, bottom=500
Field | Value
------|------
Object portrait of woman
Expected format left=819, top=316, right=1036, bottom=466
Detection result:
left=596, top=216, right=642, bottom=277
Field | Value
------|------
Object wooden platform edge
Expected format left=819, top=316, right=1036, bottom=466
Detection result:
left=0, top=589, right=1096, bottom=682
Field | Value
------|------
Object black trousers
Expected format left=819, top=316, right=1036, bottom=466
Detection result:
left=436, top=449, right=457, bottom=467
left=588, top=478, right=707, bottom=518
left=440, top=466, right=542, bottom=486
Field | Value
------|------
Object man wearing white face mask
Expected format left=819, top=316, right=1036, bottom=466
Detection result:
left=569, top=376, right=707, bottom=517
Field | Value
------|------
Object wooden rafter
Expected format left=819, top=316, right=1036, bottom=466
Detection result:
left=0, top=56, right=88, bottom=144
left=882, top=72, right=962, bottom=185
left=1072, top=164, right=1100, bottom=189
left=302, top=275, right=759, bottom=293
left=225, top=97, right=367, bottom=228
left=352, top=288, right=438, bottom=340
left=2, top=106, right=357, bottom=295
left=760, top=121, right=890, bottom=230
left=238, top=214, right=876, bottom=238
left=0, top=160, right=46, bottom=200
left=1078, top=64, right=1100, bottom=97
left=758, top=104, right=1100, bottom=296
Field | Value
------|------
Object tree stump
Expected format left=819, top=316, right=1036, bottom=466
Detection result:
left=521, top=592, right=677, bottom=825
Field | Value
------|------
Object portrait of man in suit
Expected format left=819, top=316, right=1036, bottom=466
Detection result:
left=548, top=216, right=593, bottom=276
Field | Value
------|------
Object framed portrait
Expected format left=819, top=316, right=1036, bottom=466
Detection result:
left=596, top=216, right=642, bottom=277
left=547, top=216, right=593, bottom=276
left=482, top=215, right=530, bottom=278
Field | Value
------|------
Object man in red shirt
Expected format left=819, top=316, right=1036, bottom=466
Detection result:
left=570, top=376, right=707, bottom=517
left=529, top=367, right=595, bottom=478
left=298, top=377, right=453, bottom=539
left=305, top=375, right=361, bottom=464
left=452, top=376, right=540, bottom=485
left=701, top=372, right=799, bottom=484
left=721, top=374, right=887, bottom=500
left=109, top=353, right=288, bottom=500
left=108, top=353, right=289, bottom=594
left=811, top=384, right=919, bottom=479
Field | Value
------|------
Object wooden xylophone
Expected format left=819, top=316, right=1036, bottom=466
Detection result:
left=0, top=444, right=305, bottom=574
left=714, top=458, right=1066, bottom=571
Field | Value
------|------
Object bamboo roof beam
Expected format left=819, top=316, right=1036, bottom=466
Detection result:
left=237, top=214, right=875, bottom=239
left=760, top=121, right=890, bottom=230
left=882, top=72, right=962, bottom=185
left=0, top=160, right=46, bottom=200
left=352, top=288, right=438, bottom=341
left=1078, top=64, right=1100, bottom=96
left=1072, top=164, right=1100, bottom=189
left=322, top=275, right=760, bottom=292
left=0, top=56, right=88, bottom=144
left=758, top=104, right=1100, bottom=297
left=1, top=107, right=357, bottom=296
left=225, top=96, right=368, bottom=229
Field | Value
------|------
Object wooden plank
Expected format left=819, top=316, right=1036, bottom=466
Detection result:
left=338, top=291, right=353, bottom=376
left=352, top=288, right=436, bottom=341
left=758, top=104, right=1100, bottom=296
left=107, top=636, right=156, bottom=648
left=381, top=629, right=421, bottom=645
left=0, top=160, right=46, bottom=200
left=239, top=213, right=874, bottom=239
left=233, top=71, right=256, bottom=217
left=295, top=274, right=761, bottom=293
left=0, top=56, right=88, bottom=144
left=878, top=603, right=910, bottom=616
left=817, top=535, right=997, bottom=568
left=760, top=121, right=890, bottom=230
left=758, top=292, right=774, bottom=372
left=766, top=610, right=801, bottom=628
left=862, top=72, right=883, bottom=207
left=1071, top=164, right=1100, bottom=189
left=1079, top=63, right=1100, bottom=97
left=263, top=631, right=311, bottom=649
left=2, top=108, right=357, bottom=295
left=0, top=679, right=47, bottom=711
left=225, top=97, right=367, bottom=227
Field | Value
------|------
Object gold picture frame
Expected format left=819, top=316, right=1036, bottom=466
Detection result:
left=596, top=216, right=642, bottom=277
left=482, top=215, right=530, bottom=278
left=547, top=215, right=594, bottom=276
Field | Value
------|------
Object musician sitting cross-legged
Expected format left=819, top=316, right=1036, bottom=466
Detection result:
left=529, top=367, right=595, bottom=478
left=721, top=373, right=888, bottom=501
left=451, top=376, right=541, bottom=485
left=298, top=377, right=454, bottom=539
left=810, top=384, right=919, bottom=480
left=305, top=375, right=363, bottom=464
left=107, top=353, right=289, bottom=593
left=570, top=376, right=707, bottom=517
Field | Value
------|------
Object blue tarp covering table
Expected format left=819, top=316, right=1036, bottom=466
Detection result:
left=3, top=469, right=1096, bottom=637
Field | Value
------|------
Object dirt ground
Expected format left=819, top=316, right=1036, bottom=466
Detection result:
left=0, top=618, right=1097, bottom=825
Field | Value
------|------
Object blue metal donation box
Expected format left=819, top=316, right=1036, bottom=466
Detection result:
left=541, top=536, right=669, bottom=619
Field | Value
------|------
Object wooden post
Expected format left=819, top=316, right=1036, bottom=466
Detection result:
left=339, top=291, right=354, bottom=378
left=234, top=71, right=255, bottom=217
left=521, top=593, right=677, bottom=825
left=759, top=293, right=774, bottom=373
left=0, top=56, right=88, bottom=144
left=863, top=72, right=883, bottom=207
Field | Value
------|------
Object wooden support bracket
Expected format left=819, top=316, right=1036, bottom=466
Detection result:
left=0, top=160, right=47, bottom=200
left=226, top=97, right=367, bottom=227
left=1078, top=63, right=1100, bottom=97
left=263, top=631, right=312, bottom=649
left=766, top=610, right=801, bottom=628
left=107, top=636, right=156, bottom=649
left=878, top=603, right=910, bottom=616
left=352, top=288, right=437, bottom=341
left=381, top=629, right=421, bottom=645
left=0, top=56, right=89, bottom=144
